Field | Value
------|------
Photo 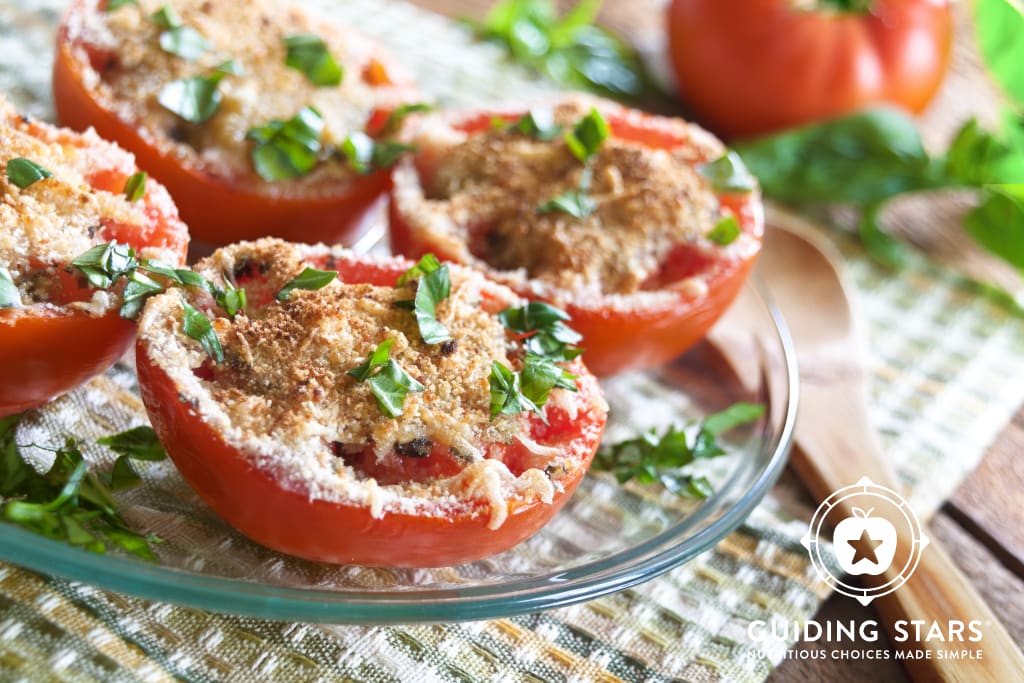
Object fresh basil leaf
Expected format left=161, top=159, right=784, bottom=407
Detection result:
left=120, top=271, right=165, bottom=319
left=6, top=157, right=52, bottom=189
left=734, top=109, right=935, bottom=204
left=565, top=107, right=608, bottom=162
left=700, top=402, right=765, bottom=437
left=380, top=103, right=433, bottom=135
left=944, top=117, right=1024, bottom=187
left=159, top=26, right=209, bottom=61
left=407, top=264, right=452, bottom=344
left=489, top=360, right=541, bottom=418
left=371, top=141, right=413, bottom=171
left=107, top=456, right=142, bottom=492
left=499, top=301, right=582, bottom=363
left=538, top=188, right=596, bottom=217
left=97, top=426, right=167, bottom=462
left=247, top=106, right=324, bottom=181
left=139, top=260, right=206, bottom=290
left=180, top=298, right=223, bottom=363
left=347, top=339, right=395, bottom=382
left=211, top=282, right=247, bottom=317
left=697, top=151, right=757, bottom=194
left=158, top=74, right=223, bottom=124
left=0, top=267, right=21, bottom=309
left=123, top=171, right=146, bottom=202
left=214, top=59, right=244, bottom=76
left=521, top=355, right=576, bottom=408
left=71, top=241, right=137, bottom=289
left=974, top=0, right=1024, bottom=111
left=964, top=184, right=1024, bottom=272
left=396, top=253, right=442, bottom=287
left=367, top=361, right=424, bottom=418
left=283, top=33, right=343, bottom=86
left=707, top=216, right=740, bottom=246
left=512, top=108, right=562, bottom=140
left=858, top=204, right=906, bottom=269
left=149, top=4, right=181, bottom=29
left=339, top=131, right=375, bottom=174
left=106, top=0, right=136, bottom=11
left=276, top=266, right=337, bottom=301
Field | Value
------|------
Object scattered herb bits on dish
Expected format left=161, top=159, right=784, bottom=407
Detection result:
left=0, top=97, right=189, bottom=417
left=389, top=95, right=763, bottom=376
left=133, top=239, right=608, bottom=567
left=54, top=0, right=421, bottom=245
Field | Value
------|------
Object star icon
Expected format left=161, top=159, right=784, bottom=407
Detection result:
left=848, top=529, right=884, bottom=564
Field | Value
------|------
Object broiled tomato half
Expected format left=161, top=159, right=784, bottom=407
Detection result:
left=54, top=0, right=418, bottom=247
left=135, top=239, right=606, bottom=567
left=389, top=95, right=763, bottom=376
left=0, top=100, right=188, bottom=417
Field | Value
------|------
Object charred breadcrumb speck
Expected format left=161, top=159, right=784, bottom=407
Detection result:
left=395, top=438, right=433, bottom=459
left=440, top=339, right=458, bottom=356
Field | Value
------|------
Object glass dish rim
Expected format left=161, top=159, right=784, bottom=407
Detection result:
left=0, top=277, right=798, bottom=624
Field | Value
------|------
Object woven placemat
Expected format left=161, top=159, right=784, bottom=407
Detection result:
left=1, top=1, right=1023, bottom=681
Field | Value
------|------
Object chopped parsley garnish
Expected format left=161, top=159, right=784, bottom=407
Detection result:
left=157, top=74, right=224, bottom=124
left=275, top=266, right=338, bottom=301
left=105, top=0, right=137, bottom=11
left=512, top=109, right=562, bottom=141
left=489, top=355, right=575, bottom=421
left=697, top=151, right=757, bottom=193
left=347, top=340, right=424, bottom=418
left=379, top=103, right=433, bottom=136
left=592, top=402, right=765, bottom=499
left=180, top=297, right=223, bottom=363
left=708, top=216, right=741, bottom=246
left=159, top=26, right=209, bottom=61
left=539, top=166, right=596, bottom=218
left=498, top=301, right=582, bottom=362
left=6, top=158, right=52, bottom=189
left=0, top=267, right=21, bottom=309
left=565, top=108, right=609, bottom=163
left=214, top=59, right=243, bottom=76
left=123, top=171, right=146, bottom=202
left=247, top=106, right=324, bottom=182
left=395, top=254, right=452, bottom=344
left=0, top=415, right=165, bottom=560
left=149, top=4, right=181, bottom=28
left=339, top=132, right=413, bottom=174
left=283, top=34, right=343, bottom=86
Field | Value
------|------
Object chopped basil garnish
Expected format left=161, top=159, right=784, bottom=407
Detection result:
left=379, top=103, right=433, bottom=136
left=157, top=74, right=223, bottom=124
left=371, top=141, right=414, bottom=170
left=0, top=267, right=21, bottom=309
left=214, top=59, right=243, bottom=76
left=97, top=426, right=167, bottom=462
left=105, top=0, right=137, bottom=11
left=339, top=133, right=413, bottom=174
left=149, top=4, right=181, bottom=28
left=489, top=360, right=540, bottom=419
left=6, top=158, right=52, bottom=189
left=565, top=108, right=609, bottom=163
left=180, top=297, right=223, bottom=363
left=489, top=356, right=577, bottom=421
left=0, top=415, right=164, bottom=560
left=498, top=301, right=582, bottom=362
left=123, top=171, right=146, bottom=202
left=71, top=241, right=137, bottom=289
left=708, top=216, right=740, bottom=246
left=592, top=402, right=765, bottom=499
left=698, top=151, right=757, bottom=193
left=538, top=188, right=596, bottom=218
left=211, top=282, right=247, bottom=317
left=283, top=34, right=343, bottom=86
left=347, top=340, right=424, bottom=418
left=395, top=255, right=452, bottom=344
left=120, top=270, right=164, bottom=319
left=512, top=109, right=562, bottom=141
left=247, top=106, right=324, bottom=181
left=275, top=266, right=337, bottom=301
left=159, top=26, right=209, bottom=61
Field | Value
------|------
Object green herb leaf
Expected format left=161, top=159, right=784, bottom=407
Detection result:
left=371, top=141, right=414, bottom=171
left=0, top=267, right=21, bottom=309
left=489, top=360, right=540, bottom=418
left=697, top=151, right=758, bottom=194
left=211, top=282, right=247, bottom=317
left=247, top=106, right=324, bottom=181
left=499, top=301, right=582, bottom=362
left=106, top=0, right=136, bottom=11
left=6, top=158, right=52, bottom=189
left=71, top=241, right=137, bottom=289
left=347, top=339, right=395, bottom=382
left=367, top=361, right=424, bottom=418
left=97, top=426, right=167, bottom=462
left=214, top=59, right=244, bottom=76
left=707, top=216, right=740, bottom=246
left=107, top=456, right=141, bottom=492
left=858, top=204, right=906, bottom=269
left=283, top=33, right=343, bottom=86
left=512, top=108, right=562, bottom=140
left=565, top=107, right=609, bottom=162
left=398, top=262, right=452, bottom=344
left=396, top=253, right=442, bottom=287
left=339, top=131, right=374, bottom=174
left=159, top=26, right=209, bottom=61
left=120, top=270, right=165, bottom=319
left=520, top=355, right=576, bottom=410
left=538, top=188, right=596, bottom=217
left=944, top=117, right=1024, bottom=186
left=123, top=171, right=146, bottom=202
left=974, top=0, right=1024, bottom=111
left=275, top=266, right=337, bottom=301
left=157, top=74, right=223, bottom=124
left=149, top=4, right=181, bottom=29
left=180, top=298, right=223, bottom=363
left=699, top=402, right=765, bottom=437
left=379, top=103, right=433, bottom=135
left=964, top=184, right=1024, bottom=272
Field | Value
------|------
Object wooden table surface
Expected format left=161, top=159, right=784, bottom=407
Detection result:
left=407, top=1, right=1024, bottom=680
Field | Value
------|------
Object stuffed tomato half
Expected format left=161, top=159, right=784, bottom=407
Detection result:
left=54, top=0, right=418, bottom=246
left=0, top=99, right=189, bottom=416
left=389, top=95, right=763, bottom=376
left=135, top=239, right=607, bottom=566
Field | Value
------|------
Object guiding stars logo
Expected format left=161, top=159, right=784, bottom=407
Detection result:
left=801, top=476, right=929, bottom=605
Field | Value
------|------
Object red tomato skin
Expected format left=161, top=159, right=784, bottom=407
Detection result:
left=52, top=0, right=414, bottom=247
left=136, top=255, right=606, bottom=567
left=388, top=104, right=763, bottom=377
left=665, top=0, right=954, bottom=139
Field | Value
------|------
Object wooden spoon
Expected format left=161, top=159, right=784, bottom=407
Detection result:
left=752, top=211, right=1024, bottom=681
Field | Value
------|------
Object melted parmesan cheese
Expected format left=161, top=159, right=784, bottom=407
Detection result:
left=395, top=96, right=743, bottom=302
left=67, top=0, right=403, bottom=191
left=138, top=239, right=603, bottom=525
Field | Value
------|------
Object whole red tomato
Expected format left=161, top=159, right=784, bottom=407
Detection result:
left=666, top=0, right=954, bottom=139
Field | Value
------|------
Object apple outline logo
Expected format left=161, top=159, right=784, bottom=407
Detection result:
left=832, top=506, right=898, bottom=576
